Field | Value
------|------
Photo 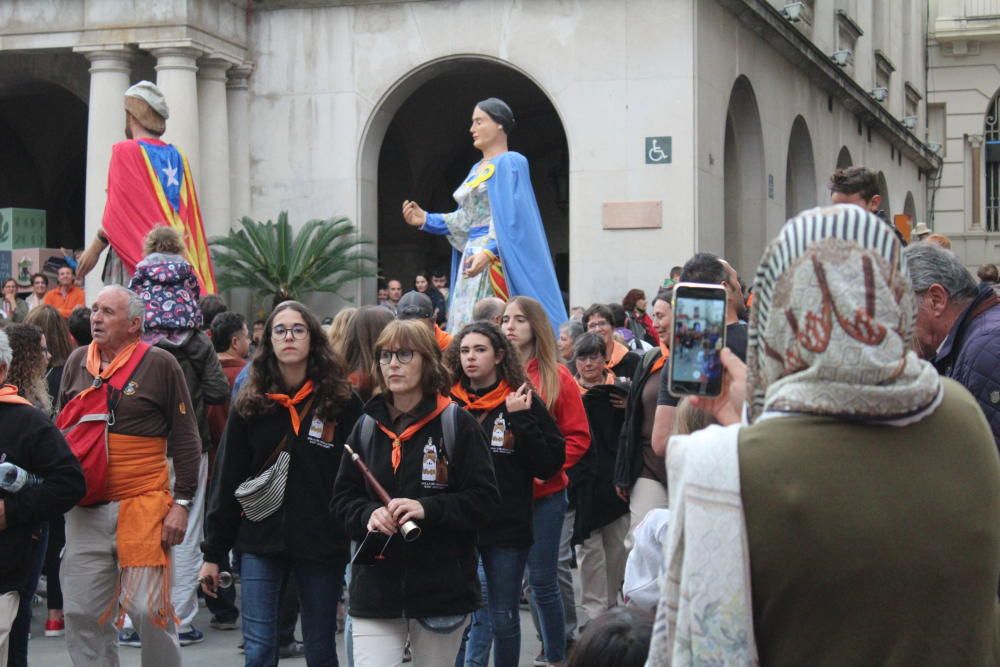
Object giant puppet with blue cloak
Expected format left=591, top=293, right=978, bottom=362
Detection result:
left=402, top=98, right=567, bottom=333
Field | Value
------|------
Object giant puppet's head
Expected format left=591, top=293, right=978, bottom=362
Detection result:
left=124, top=80, right=169, bottom=137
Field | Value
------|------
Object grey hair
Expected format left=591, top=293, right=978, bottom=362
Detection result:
left=100, top=285, right=146, bottom=332
left=903, top=242, right=978, bottom=301
left=473, top=297, right=507, bottom=323
left=0, top=329, right=10, bottom=371
left=559, top=319, right=584, bottom=341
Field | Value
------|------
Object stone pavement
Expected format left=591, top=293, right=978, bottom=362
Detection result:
left=25, top=596, right=552, bottom=666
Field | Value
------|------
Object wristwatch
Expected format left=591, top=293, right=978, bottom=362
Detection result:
left=174, top=499, right=193, bottom=511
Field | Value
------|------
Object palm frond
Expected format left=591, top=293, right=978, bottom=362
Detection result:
left=210, top=212, right=375, bottom=304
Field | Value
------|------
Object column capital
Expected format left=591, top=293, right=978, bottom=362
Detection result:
left=226, top=62, right=254, bottom=91
left=144, top=43, right=208, bottom=73
left=967, top=133, right=985, bottom=148
left=198, top=56, right=233, bottom=82
left=73, top=45, right=135, bottom=74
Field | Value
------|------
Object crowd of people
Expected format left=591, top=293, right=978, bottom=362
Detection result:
left=1, top=163, right=999, bottom=667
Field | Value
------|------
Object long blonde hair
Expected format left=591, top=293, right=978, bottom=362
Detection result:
left=326, top=307, right=357, bottom=355
left=506, top=296, right=560, bottom=411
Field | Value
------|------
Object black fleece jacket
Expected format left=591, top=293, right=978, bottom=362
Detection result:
left=0, top=402, right=85, bottom=594
left=201, top=391, right=364, bottom=565
left=452, top=381, right=565, bottom=547
left=332, top=393, right=500, bottom=619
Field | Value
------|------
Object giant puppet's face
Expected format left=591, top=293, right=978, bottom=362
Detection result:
left=470, top=106, right=504, bottom=152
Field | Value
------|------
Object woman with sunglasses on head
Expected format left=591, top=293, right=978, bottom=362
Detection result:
left=445, top=321, right=565, bottom=667
left=501, top=297, right=590, bottom=667
left=333, top=319, right=500, bottom=667
left=200, top=301, right=363, bottom=667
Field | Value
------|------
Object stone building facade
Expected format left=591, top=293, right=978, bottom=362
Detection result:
left=928, top=0, right=1000, bottom=269
left=0, top=0, right=939, bottom=309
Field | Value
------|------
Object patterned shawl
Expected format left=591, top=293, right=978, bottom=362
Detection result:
left=746, top=205, right=941, bottom=423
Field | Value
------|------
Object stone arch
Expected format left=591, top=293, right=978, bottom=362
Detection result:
left=877, top=171, right=892, bottom=217
left=836, top=146, right=853, bottom=169
left=785, top=115, right=817, bottom=219
left=723, top=76, right=766, bottom=277
left=357, top=55, right=570, bottom=301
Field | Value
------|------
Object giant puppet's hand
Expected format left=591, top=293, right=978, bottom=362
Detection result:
left=463, top=251, right=491, bottom=278
left=75, top=233, right=109, bottom=280
left=401, top=200, right=428, bottom=228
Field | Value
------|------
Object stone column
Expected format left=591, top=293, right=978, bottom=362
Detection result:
left=968, top=134, right=984, bottom=230
left=197, top=56, right=233, bottom=240
left=149, top=46, right=203, bottom=182
left=227, top=64, right=253, bottom=228
left=74, top=46, right=133, bottom=298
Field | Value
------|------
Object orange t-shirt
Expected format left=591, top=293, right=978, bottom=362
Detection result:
left=43, top=286, right=86, bottom=318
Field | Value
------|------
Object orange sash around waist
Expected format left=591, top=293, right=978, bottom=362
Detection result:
left=102, top=433, right=175, bottom=629
left=106, top=433, right=172, bottom=568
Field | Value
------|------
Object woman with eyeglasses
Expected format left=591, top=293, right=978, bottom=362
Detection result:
left=445, top=321, right=565, bottom=667
left=1, top=278, right=28, bottom=323
left=501, top=297, right=590, bottom=667
left=570, top=333, right=629, bottom=630
left=333, top=319, right=500, bottom=667
left=200, top=301, right=364, bottom=667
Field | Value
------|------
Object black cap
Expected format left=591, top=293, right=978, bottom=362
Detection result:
left=396, top=291, right=434, bottom=320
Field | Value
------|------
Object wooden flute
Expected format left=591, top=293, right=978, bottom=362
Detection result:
left=343, top=443, right=421, bottom=542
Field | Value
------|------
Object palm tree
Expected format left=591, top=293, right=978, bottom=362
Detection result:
left=211, top=212, right=376, bottom=310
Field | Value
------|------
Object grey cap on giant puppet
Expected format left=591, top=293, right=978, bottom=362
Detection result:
left=124, top=81, right=169, bottom=135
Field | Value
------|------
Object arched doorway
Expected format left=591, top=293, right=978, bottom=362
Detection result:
left=723, top=76, right=766, bottom=278
left=903, top=191, right=916, bottom=220
left=836, top=146, right=853, bottom=169
left=785, top=116, right=817, bottom=219
left=877, top=171, right=892, bottom=218
left=359, top=57, right=569, bottom=301
left=0, top=77, right=88, bottom=250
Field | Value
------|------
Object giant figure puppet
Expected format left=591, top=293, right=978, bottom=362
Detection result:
left=402, top=98, right=566, bottom=333
left=76, top=81, right=216, bottom=294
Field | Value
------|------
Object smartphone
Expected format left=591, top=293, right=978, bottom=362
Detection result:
left=668, top=282, right=728, bottom=398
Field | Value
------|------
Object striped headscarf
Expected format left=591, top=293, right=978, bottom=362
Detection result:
left=746, top=205, right=941, bottom=423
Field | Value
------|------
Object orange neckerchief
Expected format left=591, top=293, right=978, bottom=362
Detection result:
left=0, top=384, right=31, bottom=406
left=379, top=394, right=452, bottom=473
left=434, top=325, right=453, bottom=352
left=265, top=379, right=315, bottom=436
left=77, top=340, right=141, bottom=401
left=451, top=380, right=511, bottom=412
left=651, top=342, right=670, bottom=373
left=609, top=340, right=630, bottom=369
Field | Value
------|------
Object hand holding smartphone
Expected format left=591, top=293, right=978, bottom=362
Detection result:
left=668, top=282, right=728, bottom=398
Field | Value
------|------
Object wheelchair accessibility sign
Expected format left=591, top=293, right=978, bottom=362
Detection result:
left=645, top=137, right=672, bottom=164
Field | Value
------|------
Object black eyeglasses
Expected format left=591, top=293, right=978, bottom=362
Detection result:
left=378, top=349, right=414, bottom=365
left=272, top=324, right=308, bottom=340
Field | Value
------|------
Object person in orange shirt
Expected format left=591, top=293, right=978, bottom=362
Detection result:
left=43, top=267, right=86, bottom=319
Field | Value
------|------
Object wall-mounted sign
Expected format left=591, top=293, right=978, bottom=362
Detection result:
left=645, top=137, right=672, bottom=164
left=768, top=174, right=774, bottom=199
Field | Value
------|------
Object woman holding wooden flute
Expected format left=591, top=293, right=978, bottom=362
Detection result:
left=333, top=319, right=500, bottom=667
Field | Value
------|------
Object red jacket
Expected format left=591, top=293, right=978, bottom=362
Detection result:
left=526, top=358, right=591, bottom=499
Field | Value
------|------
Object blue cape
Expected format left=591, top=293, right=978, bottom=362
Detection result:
left=448, top=151, right=567, bottom=333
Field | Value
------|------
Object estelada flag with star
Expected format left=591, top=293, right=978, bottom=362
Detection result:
left=101, top=137, right=217, bottom=293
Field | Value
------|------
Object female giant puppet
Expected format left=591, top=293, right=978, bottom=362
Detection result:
left=402, top=98, right=566, bottom=333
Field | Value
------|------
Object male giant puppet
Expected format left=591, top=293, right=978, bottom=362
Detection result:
left=76, top=81, right=216, bottom=293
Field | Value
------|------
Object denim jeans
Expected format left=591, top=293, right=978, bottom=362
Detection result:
left=8, top=523, right=48, bottom=667
left=458, top=545, right=530, bottom=667
left=526, top=490, right=568, bottom=663
left=241, top=552, right=347, bottom=667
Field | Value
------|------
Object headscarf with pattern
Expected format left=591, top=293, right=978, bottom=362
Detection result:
left=746, top=204, right=942, bottom=423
